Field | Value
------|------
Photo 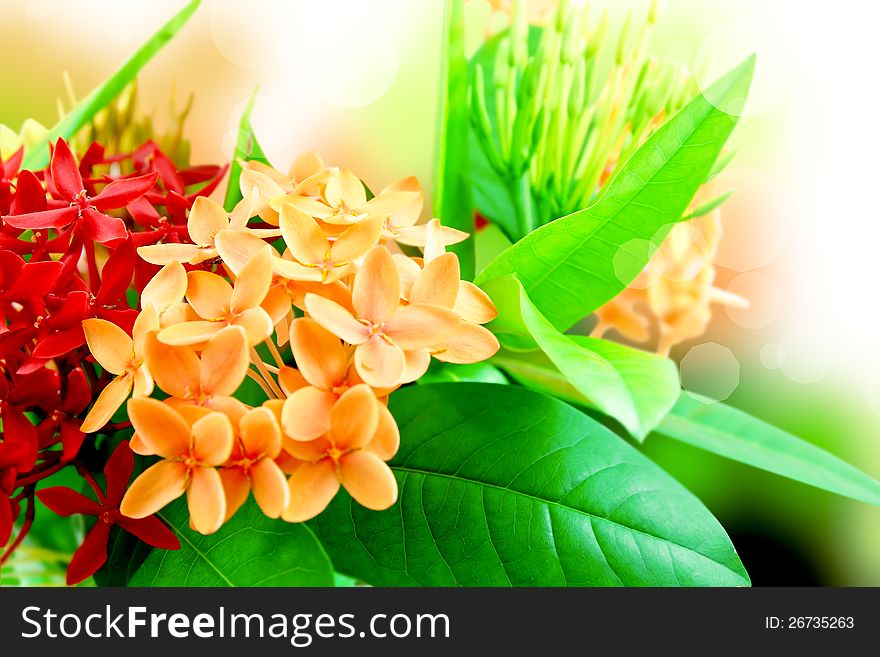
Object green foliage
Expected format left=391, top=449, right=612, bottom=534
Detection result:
left=223, top=88, right=270, bottom=212
left=126, top=499, right=334, bottom=586
left=22, top=0, right=201, bottom=170
left=310, top=383, right=749, bottom=587
left=656, top=393, right=880, bottom=506
left=476, top=55, right=755, bottom=332
left=418, top=360, right=509, bottom=385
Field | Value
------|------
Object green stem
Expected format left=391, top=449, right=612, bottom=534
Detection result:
left=507, top=172, right=535, bottom=238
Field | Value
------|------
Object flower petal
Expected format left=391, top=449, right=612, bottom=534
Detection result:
left=80, top=375, right=133, bottom=434
left=186, top=271, right=233, bottom=320
left=325, top=168, right=366, bottom=208
left=433, top=322, right=500, bottom=364
left=188, top=196, right=229, bottom=246
left=66, top=521, right=111, bottom=585
left=214, top=229, right=271, bottom=275
left=277, top=366, right=307, bottom=396
left=354, top=337, right=406, bottom=389
left=330, top=215, right=382, bottom=263
left=143, top=333, right=201, bottom=397
left=250, top=459, right=290, bottom=518
left=218, top=467, right=251, bottom=521
left=115, top=515, right=180, bottom=550
left=282, top=459, right=340, bottom=522
left=157, top=320, right=225, bottom=346
left=187, top=467, right=226, bottom=534
left=382, top=304, right=460, bottom=350
left=36, top=487, right=102, bottom=517
left=288, top=150, right=324, bottom=182
left=367, top=404, right=400, bottom=461
left=127, top=398, right=191, bottom=458
left=82, top=319, right=133, bottom=374
left=283, top=436, right=331, bottom=462
left=399, top=348, right=431, bottom=385
left=50, top=139, right=84, bottom=199
left=231, top=246, right=272, bottom=313
left=454, top=281, right=498, bottom=324
left=282, top=386, right=336, bottom=442
left=330, top=383, right=379, bottom=450
left=280, top=204, right=327, bottom=265
left=191, top=412, right=234, bottom=466
left=136, top=243, right=201, bottom=266
left=234, top=307, right=274, bottom=346
left=352, top=246, right=400, bottom=322
left=340, top=451, right=398, bottom=511
left=199, top=325, right=250, bottom=398
left=271, top=257, right=324, bottom=282
left=304, top=294, right=369, bottom=345
left=240, top=406, right=282, bottom=458
left=409, top=252, right=460, bottom=308
left=289, top=317, right=347, bottom=389
left=120, top=460, right=188, bottom=519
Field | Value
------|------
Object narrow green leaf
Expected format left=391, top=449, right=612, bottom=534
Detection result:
left=484, top=275, right=678, bottom=439
left=476, top=55, right=755, bottom=331
left=22, top=0, right=201, bottom=170
left=311, top=383, right=749, bottom=587
left=434, top=0, right=475, bottom=279
left=682, top=189, right=733, bottom=220
left=656, top=392, right=880, bottom=506
left=223, top=88, right=270, bottom=212
left=127, top=499, right=334, bottom=586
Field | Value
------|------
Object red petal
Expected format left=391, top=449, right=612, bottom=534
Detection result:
left=32, top=326, right=85, bottom=359
left=0, top=232, right=33, bottom=255
left=10, top=169, right=47, bottom=214
left=0, top=437, right=33, bottom=469
left=36, top=487, right=102, bottom=517
left=90, top=172, right=158, bottom=211
left=60, top=421, right=86, bottom=461
left=96, top=308, right=137, bottom=335
left=0, top=408, right=38, bottom=469
left=50, top=139, right=85, bottom=201
left=150, top=150, right=184, bottom=195
left=116, top=515, right=180, bottom=550
left=0, top=496, right=12, bottom=546
left=185, top=164, right=228, bottom=203
left=46, top=289, right=91, bottom=330
left=179, top=164, right=223, bottom=186
left=3, top=146, right=24, bottom=179
left=103, top=441, right=135, bottom=506
left=62, top=367, right=92, bottom=414
left=79, top=142, right=106, bottom=172
left=81, top=207, right=127, bottom=245
left=126, top=196, right=161, bottom=228
left=66, top=521, right=111, bottom=585
left=7, top=367, right=60, bottom=408
left=96, top=236, right=134, bottom=305
left=6, top=259, right=63, bottom=299
left=2, top=206, right=78, bottom=230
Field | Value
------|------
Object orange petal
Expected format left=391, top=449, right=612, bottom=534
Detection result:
left=277, top=366, right=307, bottom=396
left=231, top=246, right=272, bottom=313
left=282, top=459, right=340, bottom=522
left=330, top=215, right=382, bottom=263
left=120, top=460, right=188, bottom=519
left=157, top=320, right=225, bottom=346
left=136, top=243, right=200, bottom=266
left=188, top=196, right=228, bottom=246
left=282, top=386, right=336, bottom=442
left=271, top=257, right=324, bottom=283
left=141, top=261, right=188, bottom=313
left=279, top=204, right=327, bottom=265
left=131, top=366, right=154, bottom=398
left=214, top=229, right=271, bottom=275
left=240, top=406, right=282, bottom=458
left=288, top=150, right=324, bottom=182
left=262, top=284, right=292, bottom=325
left=191, top=412, right=234, bottom=466
left=340, top=451, right=398, bottom=511
left=143, top=333, right=200, bottom=397
left=354, top=337, right=406, bottom=389
left=219, top=467, right=251, bottom=521
left=129, top=432, right=154, bottom=456
left=454, top=281, right=498, bottom=324
left=240, top=167, right=285, bottom=205
left=165, top=399, right=215, bottom=425
left=395, top=222, right=469, bottom=249
left=132, top=305, right=159, bottom=349
left=433, top=322, right=500, bottom=364
left=399, top=348, right=430, bottom=384
left=325, top=168, right=366, bottom=209
left=283, top=436, right=331, bottom=462
left=187, top=467, right=226, bottom=534
left=410, top=252, right=460, bottom=308
left=80, top=374, right=133, bottom=433
left=186, top=271, right=233, bottom=320
left=304, top=294, right=369, bottom=345
left=382, top=304, right=460, bottom=350
left=82, top=319, right=132, bottom=375
left=393, top=254, right=422, bottom=301
left=330, top=383, right=379, bottom=450
left=367, top=404, right=400, bottom=461
left=203, top=395, right=250, bottom=425
left=289, top=317, right=347, bottom=389
left=234, top=307, right=274, bottom=346
left=286, top=195, right=333, bottom=220
left=250, top=458, right=290, bottom=518
left=199, top=326, right=249, bottom=396
left=352, top=246, right=400, bottom=322
left=127, top=397, right=190, bottom=459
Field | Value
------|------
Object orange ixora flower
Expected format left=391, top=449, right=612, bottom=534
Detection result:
left=120, top=398, right=233, bottom=534
left=238, top=151, right=330, bottom=225
left=80, top=306, right=158, bottom=433
left=139, top=261, right=194, bottom=328
left=282, top=384, right=399, bottom=522
left=305, top=245, right=461, bottom=388
left=219, top=406, right=289, bottom=520
left=157, top=246, right=275, bottom=346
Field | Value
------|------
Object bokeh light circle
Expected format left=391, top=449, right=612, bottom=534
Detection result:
left=724, top=271, right=782, bottom=330
left=680, top=342, right=741, bottom=402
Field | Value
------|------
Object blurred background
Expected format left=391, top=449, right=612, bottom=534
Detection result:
left=0, top=0, right=877, bottom=585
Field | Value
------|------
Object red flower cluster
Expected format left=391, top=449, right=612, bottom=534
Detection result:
left=0, top=138, right=225, bottom=580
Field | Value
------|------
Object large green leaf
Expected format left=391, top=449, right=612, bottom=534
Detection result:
left=434, top=0, right=475, bottom=279
left=475, top=55, right=755, bottom=331
left=483, top=276, right=678, bottom=439
left=311, top=383, right=749, bottom=587
left=127, top=498, right=334, bottom=586
left=223, top=88, right=270, bottom=212
left=656, top=393, right=880, bottom=506
left=22, top=0, right=201, bottom=170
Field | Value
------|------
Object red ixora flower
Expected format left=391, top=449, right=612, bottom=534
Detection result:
left=36, top=441, right=180, bottom=585
left=1, top=139, right=157, bottom=245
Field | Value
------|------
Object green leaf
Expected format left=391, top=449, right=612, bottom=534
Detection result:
left=22, top=0, right=201, bottom=170
left=128, top=498, right=334, bottom=586
left=94, top=525, right=156, bottom=586
left=682, top=189, right=734, bottom=220
left=311, top=383, right=749, bottom=587
left=434, top=0, right=475, bottom=279
left=484, top=276, right=678, bottom=439
left=475, top=55, right=755, bottom=331
left=656, top=392, right=880, bottom=506
left=418, top=360, right=509, bottom=385
left=223, top=88, right=270, bottom=212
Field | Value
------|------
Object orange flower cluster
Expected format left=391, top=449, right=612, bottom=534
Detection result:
left=82, top=153, right=499, bottom=532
